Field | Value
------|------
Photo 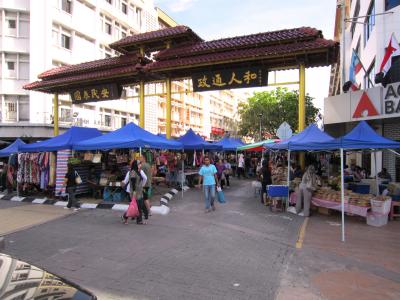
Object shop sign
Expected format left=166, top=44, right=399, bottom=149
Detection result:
left=192, top=67, right=268, bottom=92
left=383, top=82, right=400, bottom=115
left=70, top=84, right=122, bottom=104
left=211, top=127, right=224, bottom=136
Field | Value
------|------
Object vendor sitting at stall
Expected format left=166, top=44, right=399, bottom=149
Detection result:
left=378, top=168, right=392, bottom=182
left=288, top=165, right=317, bottom=217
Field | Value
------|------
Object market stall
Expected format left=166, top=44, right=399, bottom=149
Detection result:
left=18, top=127, right=102, bottom=196
left=270, top=121, right=400, bottom=241
left=177, top=129, right=221, bottom=186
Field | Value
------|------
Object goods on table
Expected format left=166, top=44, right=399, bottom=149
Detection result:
left=290, top=177, right=301, bottom=191
left=272, top=166, right=287, bottom=185
left=313, top=187, right=372, bottom=207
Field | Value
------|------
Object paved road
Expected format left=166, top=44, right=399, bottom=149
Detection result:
left=1, top=179, right=304, bottom=300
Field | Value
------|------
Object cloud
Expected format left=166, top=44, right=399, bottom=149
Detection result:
left=168, top=0, right=198, bottom=12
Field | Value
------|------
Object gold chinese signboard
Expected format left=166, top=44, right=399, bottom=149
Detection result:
left=192, top=67, right=268, bottom=92
left=70, top=84, right=122, bottom=104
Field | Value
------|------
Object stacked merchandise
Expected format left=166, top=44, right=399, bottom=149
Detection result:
left=17, top=152, right=50, bottom=191
left=313, top=187, right=372, bottom=207
left=271, top=166, right=287, bottom=185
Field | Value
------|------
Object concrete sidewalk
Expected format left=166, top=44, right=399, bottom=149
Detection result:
left=277, top=214, right=400, bottom=299
left=0, top=203, right=74, bottom=235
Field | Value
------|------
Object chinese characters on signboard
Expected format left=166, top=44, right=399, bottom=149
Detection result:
left=192, top=67, right=268, bottom=92
left=70, top=84, right=122, bottom=104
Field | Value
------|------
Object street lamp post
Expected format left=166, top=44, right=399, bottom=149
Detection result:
left=258, top=113, right=263, bottom=141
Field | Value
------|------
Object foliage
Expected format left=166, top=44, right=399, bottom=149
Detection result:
left=238, top=88, right=320, bottom=139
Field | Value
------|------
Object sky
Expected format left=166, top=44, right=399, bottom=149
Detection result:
left=154, top=0, right=337, bottom=113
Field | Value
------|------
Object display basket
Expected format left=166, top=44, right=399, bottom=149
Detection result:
left=371, top=198, right=392, bottom=215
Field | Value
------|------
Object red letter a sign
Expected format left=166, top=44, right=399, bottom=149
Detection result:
left=352, top=92, right=379, bottom=118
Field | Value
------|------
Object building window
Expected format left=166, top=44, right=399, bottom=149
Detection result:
left=364, top=59, right=375, bottom=89
left=5, top=11, right=17, bottom=36
left=350, top=0, right=360, bottom=38
left=8, top=19, right=16, bottom=29
left=19, top=13, right=29, bottom=38
left=5, top=54, right=17, bottom=78
left=364, top=1, right=375, bottom=45
left=121, top=117, right=127, bottom=126
left=136, top=7, right=142, bottom=27
left=104, top=115, right=111, bottom=127
left=61, top=0, right=72, bottom=14
left=19, top=54, right=29, bottom=79
left=105, top=0, right=112, bottom=4
left=121, top=1, right=128, bottom=14
left=61, top=33, right=71, bottom=49
left=19, top=96, right=29, bottom=121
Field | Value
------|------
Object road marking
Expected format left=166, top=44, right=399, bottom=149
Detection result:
left=32, top=198, right=47, bottom=204
left=111, top=204, right=129, bottom=211
left=11, top=196, right=25, bottom=202
left=80, top=203, right=98, bottom=209
left=164, top=193, right=173, bottom=200
left=54, top=201, right=68, bottom=207
left=296, top=217, right=309, bottom=249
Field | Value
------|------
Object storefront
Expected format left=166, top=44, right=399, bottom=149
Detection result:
left=324, top=81, right=400, bottom=181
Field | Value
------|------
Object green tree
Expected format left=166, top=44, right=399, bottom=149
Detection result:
left=238, top=88, right=320, bottom=140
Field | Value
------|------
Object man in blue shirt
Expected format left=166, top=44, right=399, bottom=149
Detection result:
left=197, top=156, right=220, bottom=213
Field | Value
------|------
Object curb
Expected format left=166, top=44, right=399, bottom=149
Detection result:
left=0, top=186, right=189, bottom=213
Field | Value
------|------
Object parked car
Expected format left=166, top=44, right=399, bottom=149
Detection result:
left=0, top=252, right=96, bottom=299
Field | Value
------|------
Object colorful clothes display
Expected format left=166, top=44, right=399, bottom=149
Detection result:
left=17, top=152, right=50, bottom=191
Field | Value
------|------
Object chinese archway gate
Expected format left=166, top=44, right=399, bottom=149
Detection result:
left=24, top=25, right=338, bottom=138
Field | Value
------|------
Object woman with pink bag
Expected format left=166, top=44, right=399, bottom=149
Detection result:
left=121, top=160, right=147, bottom=225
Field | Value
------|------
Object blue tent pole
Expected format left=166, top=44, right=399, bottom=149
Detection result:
left=340, top=148, right=345, bottom=242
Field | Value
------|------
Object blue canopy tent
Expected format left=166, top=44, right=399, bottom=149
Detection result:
left=269, top=121, right=400, bottom=242
left=19, top=127, right=102, bottom=152
left=214, top=137, right=244, bottom=151
left=0, top=139, right=25, bottom=157
left=74, top=122, right=182, bottom=150
left=177, top=129, right=221, bottom=150
left=267, top=124, right=337, bottom=150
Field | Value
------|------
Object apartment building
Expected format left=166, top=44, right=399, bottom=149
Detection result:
left=325, top=0, right=400, bottom=180
left=0, top=0, right=242, bottom=140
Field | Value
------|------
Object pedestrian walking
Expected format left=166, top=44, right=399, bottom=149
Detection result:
left=64, top=163, right=80, bottom=211
left=223, top=159, right=231, bottom=188
left=197, top=157, right=220, bottom=213
left=122, top=160, right=148, bottom=224
left=259, top=159, right=272, bottom=205
left=140, top=154, right=152, bottom=216
left=237, top=153, right=245, bottom=179
left=215, top=159, right=226, bottom=189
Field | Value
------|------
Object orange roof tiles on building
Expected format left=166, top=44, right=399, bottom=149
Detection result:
left=155, top=27, right=323, bottom=61
left=109, top=25, right=203, bottom=53
left=24, top=26, right=339, bottom=93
